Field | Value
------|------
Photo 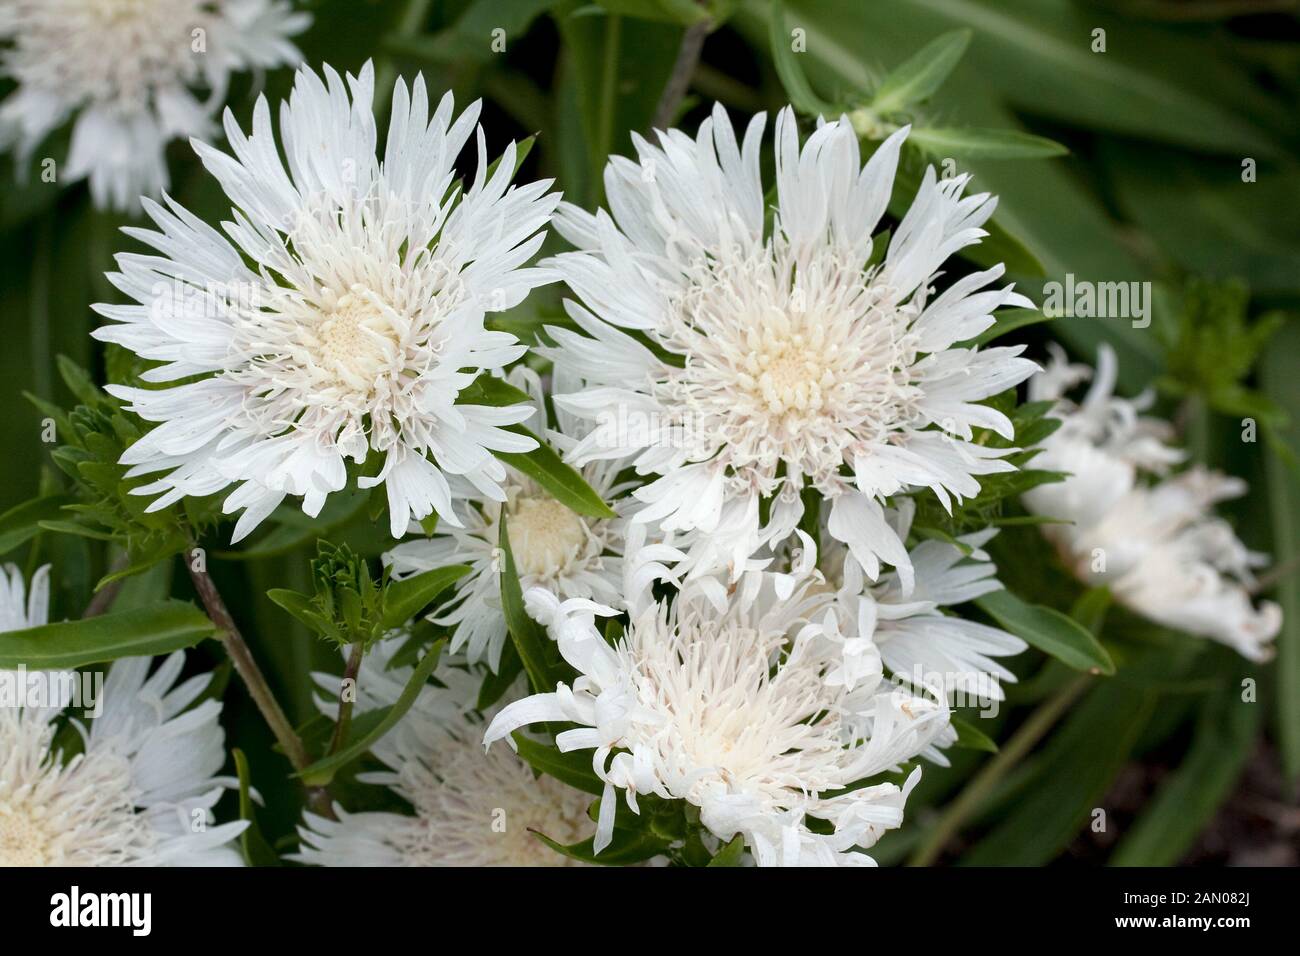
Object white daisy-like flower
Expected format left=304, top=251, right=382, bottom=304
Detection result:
left=386, top=366, right=629, bottom=670
left=293, top=638, right=592, bottom=866
left=484, top=530, right=951, bottom=866
left=1023, top=344, right=1282, bottom=661
left=815, top=499, right=1025, bottom=713
left=0, top=565, right=248, bottom=866
left=543, top=104, right=1038, bottom=589
left=0, top=0, right=309, bottom=211
left=93, top=62, right=561, bottom=542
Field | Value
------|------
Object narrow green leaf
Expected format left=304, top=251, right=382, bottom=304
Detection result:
left=532, top=827, right=670, bottom=865
left=266, top=588, right=320, bottom=632
left=909, top=127, right=1068, bottom=160
left=295, top=639, right=446, bottom=786
left=871, top=29, right=971, bottom=114
left=768, top=0, right=838, bottom=115
left=959, top=680, right=1153, bottom=865
left=457, top=372, right=534, bottom=408
left=232, top=749, right=280, bottom=866
left=0, top=494, right=73, bottom=555
left=498, top=513, right=560, bottom=692
left=381, top=564, right=470, bottom=630
left=512, top=732, right=606, bottom=796
left=707, top=834, right=747, bottom=866
left=0, top=600, right=215, bottom=668
left=976, top=589, right=1115, bottom=675
left=951, top=715, right=998, bottom=754
left=1111, top=666, right=1260, bottom=866
left=496, top=425, right=617, bottom=519
left=1262, top=323, right=1300, bottom=789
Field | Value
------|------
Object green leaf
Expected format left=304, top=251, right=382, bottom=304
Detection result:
left=381, top=564, right=470, bottom=630
left=512, top=732, right=606, bottom=796
left=295, top=639, right=446, bottom=787
left=266, top=588, right=320, bottom=632
left=951, top=715, right=998, bottom=753
left=532, top=827, right=670, bottom=865
left=498, top=513, right=562, bottom=693
left=1263, top=323, right=1300, bottom=789
left=457, top=372, right=535, bottom=408
left=496, top=425, right=617, bottom=519
left=0, top=600, right=215, bottom=668
left=909, top=127, right=1067, bottom=160
left=232, top=749, right=280, bottom=866
left=768, top=0, right=838, bottom=115
left=707, top=834, right=747, bottom=866
left=871, top=29, right=970, bottom=114
left=0, top=494, right=73, bottom=555
left=959, top=679, right=1153, bottom=865
left=976, top=589, right=1115, bottom=675
left=1111, top=665, right=1260, bottom=866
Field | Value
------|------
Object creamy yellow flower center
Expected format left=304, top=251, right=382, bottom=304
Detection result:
left=507, top=497, right=588, bottom=578
left=315, top=294, right=398, bottom=391
left=0, top=805, right=51, bottom=866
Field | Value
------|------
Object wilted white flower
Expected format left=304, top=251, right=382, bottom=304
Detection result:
left=94, top=62, right=560, bottom=542
left=0, top=0, right=309, bottom=210
left=1024, top=344, right=1281, bottom=661
left=293, top=639, right=592, bottom=866
left=484, top=530, right=951, bottom=866
left=543, top=104, right=1037, bottom=589
left=0, top=566, right=247, bottom=865
left=386, top=367, right=629, bottom=670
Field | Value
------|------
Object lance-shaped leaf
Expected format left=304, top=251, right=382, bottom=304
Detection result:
left=495, top=425, right=617, bottom=519
left=768, top=0, right=838, bottom=116
left=976, top=589, right=1115, bottom=675
left=498, top=514, right=563, bottom=693
left=870, top=29, right=971, bottom=114
left=0, top=494, right=74, bottom=556
left=909, top=126, right=1068, bottom=160
left=381, top=564, right=470, bottom=629
left=0, top=600, right=216, bottom=668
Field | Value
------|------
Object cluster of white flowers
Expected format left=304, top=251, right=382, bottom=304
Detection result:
left=1024, top=344, right=1282, bottom=662
left=6, top=38, right=1272, bottom=867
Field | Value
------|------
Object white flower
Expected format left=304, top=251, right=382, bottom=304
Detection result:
left=0, top=0, right=308, bottom=211
left=0, top=566, right=247, bottom=866
left=543, top=104, right=1037, bottom=589
left=484, top=531, right=951, bottom=866
left=386, top=367, right=629, bottom=670
left=1024, top=344, right=1282, bottom=661
left=93, top=62, right=561, bottom=542
left=817, top=499, right=1026, bottom=715
left=293, top=639, right=592, bottom=866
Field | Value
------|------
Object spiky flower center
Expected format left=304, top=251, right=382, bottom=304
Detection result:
left=0, top=719, right=147, bottom=866
left=654, top=249, right=921, bottom=495
left=311, top=293, right=400, bottom=394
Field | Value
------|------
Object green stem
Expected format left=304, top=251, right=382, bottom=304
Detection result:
left=327, top=642, right=365, bottom=756
left=908, top=674, right=1092, bottom=866
left=591, top=14, right=622, bottom=206
left=652, top=16, right=712, bottom=130
left=187, top=558, right=334, bottom=818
